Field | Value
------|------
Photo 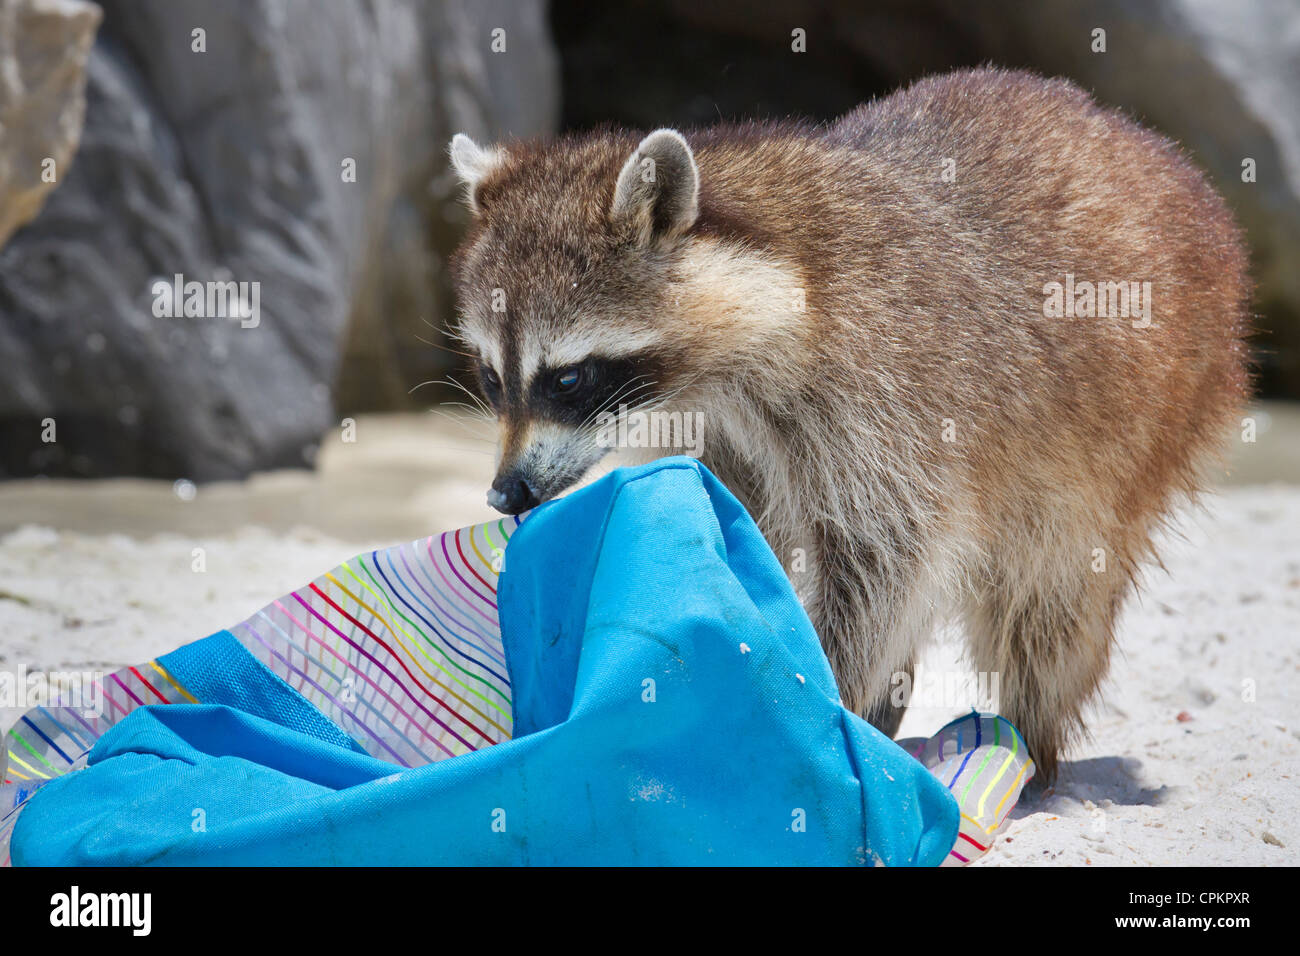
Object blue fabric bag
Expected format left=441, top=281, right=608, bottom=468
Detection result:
left=9, top=457, right=958, bottom=865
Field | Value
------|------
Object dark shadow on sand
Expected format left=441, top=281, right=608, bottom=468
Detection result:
left=1012, top=755, right=1173, bottom=816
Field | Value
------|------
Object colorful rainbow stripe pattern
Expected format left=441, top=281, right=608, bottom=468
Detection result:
left=231, top=518, right=520, bottom=766
left=908, top=711, right=1036, bottom=866
left=0, top=515, right=522, bottom=866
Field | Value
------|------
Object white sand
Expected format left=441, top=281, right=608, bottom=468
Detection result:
left=898, top=486, right=1300, bottom=865
left=2, top=409, right=1297, bottom=865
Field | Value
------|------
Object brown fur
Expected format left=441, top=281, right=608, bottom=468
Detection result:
left=448, top=67, right=1252, bottom=781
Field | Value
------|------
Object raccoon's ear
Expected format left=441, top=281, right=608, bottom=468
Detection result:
left=449, top=133, right=504, bottom=214
left=610, top=128, right=699, bottom=243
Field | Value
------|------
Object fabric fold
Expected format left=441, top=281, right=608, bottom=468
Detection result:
left=7, top=456, right=959, bottom=866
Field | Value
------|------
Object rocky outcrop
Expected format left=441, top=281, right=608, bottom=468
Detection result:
left=0, top=0, right=558, bottom=479
left=0, top=0, right=100, bottom=248
left=6, top=0, right=1296, bottom=483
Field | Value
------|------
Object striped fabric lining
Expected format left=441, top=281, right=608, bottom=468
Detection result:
left=906, top=711, right=1036, bottom=866
left=0, top=661, right=196, bottom=865
left=0, top=515, right=521, bottom=866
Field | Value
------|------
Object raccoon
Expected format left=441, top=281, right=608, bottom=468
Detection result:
left=446, top=67, right=1251, bottom=781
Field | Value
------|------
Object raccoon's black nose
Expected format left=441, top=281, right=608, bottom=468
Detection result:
left=487, top=475, right=540, bottom=515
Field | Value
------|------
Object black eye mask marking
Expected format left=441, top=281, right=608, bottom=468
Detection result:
left=554, top=366, right=582, bottom=394
left=527, top=355, right=664, bottom=428
left=477, top=364, right=503, bottom=408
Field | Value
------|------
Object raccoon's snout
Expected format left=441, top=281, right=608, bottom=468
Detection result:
left=487, top=474, right=541, bottom=515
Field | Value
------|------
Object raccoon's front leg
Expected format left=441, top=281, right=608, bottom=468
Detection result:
left=863, top=656, right=915, bottom=739
left=801, top=523, right=933, bottom=738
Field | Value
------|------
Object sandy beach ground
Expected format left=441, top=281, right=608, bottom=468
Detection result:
left=2, top=404, right=1297, bottom=866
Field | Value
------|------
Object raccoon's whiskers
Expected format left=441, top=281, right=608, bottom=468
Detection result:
left=577, top=380, right=661, bottom=444
left=418, top=317, right=479, bottom=360
left=578, top=375, right=657, bottom=433
left=425, top=443, right=497, bottom=458
left=435, top=376, right=494, bottom=419
left=439, top=400, right=495, bottom=422
left=427, top=408, right=497, bottom=444
left=622, top=371, right=706, bottom=417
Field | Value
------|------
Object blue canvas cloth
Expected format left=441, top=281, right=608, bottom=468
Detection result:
left=11, top=457, right=958, bottom=866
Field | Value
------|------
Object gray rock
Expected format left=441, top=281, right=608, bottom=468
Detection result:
left=0, top=0, right=101, bottom=249
left=0, top=0, right=558, bottom=480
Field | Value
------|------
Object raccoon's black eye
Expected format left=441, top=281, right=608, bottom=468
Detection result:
left=554, top=365, right=583, bottom=395
left=479, top=365, right=501, bottom=399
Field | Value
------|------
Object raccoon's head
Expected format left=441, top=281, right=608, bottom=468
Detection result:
left=446, top=127, right=709, bottom=515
